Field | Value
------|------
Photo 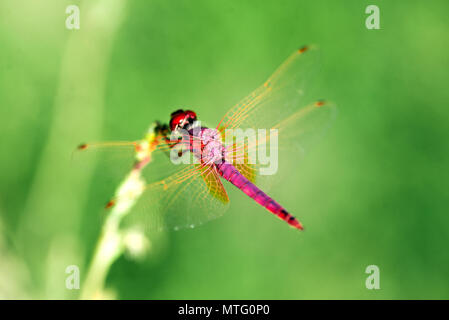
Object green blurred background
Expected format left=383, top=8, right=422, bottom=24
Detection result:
left=1, top=0, right=448, bottom=299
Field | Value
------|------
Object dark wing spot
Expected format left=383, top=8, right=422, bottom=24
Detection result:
left=105, top=200, right=115, bottom=209
left=315, top=100, right=326, bottom=107
left=298, top=46, right=308, bottom=53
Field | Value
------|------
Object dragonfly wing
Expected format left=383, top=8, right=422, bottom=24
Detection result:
left=218, top=46, right=324, bottom=132
left=218, top=46, right=336, bottom=189
left=123, top=162, right=230, bottom=233
left=71, top=141, right=141, bottom=207
left=225, top=142, right=258, bottom=183
left=72, top=130, right=186, bottom=209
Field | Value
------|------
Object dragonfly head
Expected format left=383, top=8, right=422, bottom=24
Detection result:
left=169, top=109, right=197, bottom=131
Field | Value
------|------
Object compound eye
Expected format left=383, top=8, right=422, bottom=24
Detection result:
left=185, top=110, right=197, bottom=120
left=170, top=113, right=186, bottom=131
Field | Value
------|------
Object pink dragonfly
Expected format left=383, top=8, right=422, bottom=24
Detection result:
left=77, top=46, right=335, bottom=232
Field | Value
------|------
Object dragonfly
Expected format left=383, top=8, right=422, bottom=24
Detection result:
left=76, top=45, right=336, bottom=232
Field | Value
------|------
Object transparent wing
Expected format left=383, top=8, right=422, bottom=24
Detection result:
left=123, top=161, right=230, bottom=233
left=71, top=141, right=140, bottom=208
left=71, top=125, right=184, bottom=208
left=217, top=46, right=329, bottom=133
left=217, top=46, right=336, bottom=188
left=72, top=125, right=229, bottom=232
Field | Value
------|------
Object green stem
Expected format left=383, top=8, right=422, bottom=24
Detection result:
left=79, top=206, right=124, bottom=299
left=80, top=125, right=158, bottom=299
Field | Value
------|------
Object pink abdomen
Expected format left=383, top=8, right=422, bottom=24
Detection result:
left=216, top=162, right=303, bottom=230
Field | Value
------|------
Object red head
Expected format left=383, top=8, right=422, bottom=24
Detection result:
left=169, top=109, right=197, bottom=131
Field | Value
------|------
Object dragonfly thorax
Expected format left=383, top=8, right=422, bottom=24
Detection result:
left=196, top=127, right=226, bottom=165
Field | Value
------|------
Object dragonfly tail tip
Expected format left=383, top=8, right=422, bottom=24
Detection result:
left=293, top=220, right=304, bottom=231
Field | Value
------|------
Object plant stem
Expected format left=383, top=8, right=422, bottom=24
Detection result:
left=79, top=203, right=124, bottom=299
left=80, top=125, right=159, bottom=299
